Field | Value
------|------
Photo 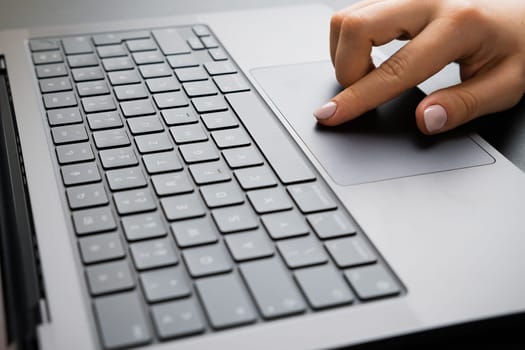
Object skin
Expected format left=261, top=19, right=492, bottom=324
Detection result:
left=317, top=0, right=525, bottom=134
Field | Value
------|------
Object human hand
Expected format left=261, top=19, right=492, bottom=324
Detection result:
left=314, top=0, right=525, bottom=134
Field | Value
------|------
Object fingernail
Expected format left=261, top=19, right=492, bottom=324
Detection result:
left=424, top=104, right=448, bottom=133
left=314, top=101, right=337, bottom=120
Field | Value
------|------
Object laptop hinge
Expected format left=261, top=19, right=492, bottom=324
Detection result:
left=0, top=56, right=45, bottom=350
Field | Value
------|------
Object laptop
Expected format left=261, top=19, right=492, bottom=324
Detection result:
left=1, top=3, right=524, bottom=350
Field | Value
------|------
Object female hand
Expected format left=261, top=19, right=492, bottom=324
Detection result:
left=314, top=0, right=525, bottom=134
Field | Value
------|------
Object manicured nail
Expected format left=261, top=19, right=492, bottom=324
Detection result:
left=314, top=101, right=337, bottom=120
left=424, top=104, right=447, bottom=133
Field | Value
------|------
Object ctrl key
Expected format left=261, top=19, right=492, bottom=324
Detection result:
left=94, top=292, right=152, bottom=349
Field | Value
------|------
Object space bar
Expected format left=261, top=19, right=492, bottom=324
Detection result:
left=226, top=92, right=315, bottom=184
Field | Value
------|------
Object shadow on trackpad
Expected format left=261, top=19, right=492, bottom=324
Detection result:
left=251, top=61, right=494, bottom=186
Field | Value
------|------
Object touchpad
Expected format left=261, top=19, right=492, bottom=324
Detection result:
left=251, top=61, right=494, bottom=185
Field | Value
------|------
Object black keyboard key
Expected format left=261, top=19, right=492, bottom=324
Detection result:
left=146, top=76, right=181, bottom=93
left=132, top=51, right=164, bottom=65
left=151, top=172, right=193, bottom=196
left=67, top=53, right=98, bottom=68
left=195, top=274, right=256, bottom=329
left=93, top=31, right=150, bottom=45
left=114, top=84, right=148, bottom=101
left=94, top=292, right=152, bottom=349
left=192, top=96, right=228, bottom=113
left=152, top=28, right=191, bottom=55
left=51, top=124, right=88, bottom=144
left=82, top=95, right=116, bottom=113
left=72, top=207, right=117, bottom=235
left=201, top=110, right=238, bottom=130
left=120, top=99, right=156, bottom=117
left=247, top=188, right=293, bottom=214
left=287, top=182, right=337, bottom=214
left=99, top=147, right=138, bottom=169
left=151, top=300, right=204, bottom=339
left=153, top=91, right=188, bottom=109
left=79, top=232, right=125, bottom=264
left=36, top=63, right=67, bottom=78
left=222, top=146, right=263, bottom=169
left=212, top=204, right=258, bottom=233
left=61, top=162, right=101, bottom=186
left=179, top=141, right=219, bottom=164
left=170, top=124, right=208, bottom=144
left=86, top=260, right=134, bottom=295
left=87, top=111, right=123, bottom=130
left=166, top=54, right=199, bottom=68
left=344, top=265, right=401, bottom=300
left=97, top=44, right=127, bottom=58
left=114, top=188, right=156, bottom=215
left=224, top=228, right=274, bottom=262
left=240, top=258, right=306, bottom=319
left=277, top=235, right=328, bottom=268
left=47, top=107, right=82, bottom=126
left=135, top=132, right=173, bottom=154
left=67, top=183, right=108, bottom=209
left=294, top=265, right=353, bottom=309
left=43, top=91, right=77, bottom=109
left=127, top=115, right=164, bottom=135
left=234, top=166, right=277, bottom=190
left=226, top=92, right=316, bottom=184
left=106, top=167, right=147, bottom=191
left=127, top=39, right=157, bottom=52
left=56, top=142, right=94, bottom=164
left=307, top=211, right=357, bottom=239
left=139, top=63, right=172, bottom=79
left=214, top=73, right=250, bottom=94
left=72, top=67, right=105, bottom=82
left=204, top=61, right=236, bottom=75
left=161, top=193, right=205, bottom=221
left=108, top=69, right=141, bottom=86
left=130, top=238, right=178, bottom=270
left=93, top=129, right=130, bottom=149
left=174, top=66, right=208, bottom=82
left=142, top=151, right=183, bottom=174
left=171, top=216, right=218, bottom=248
left=102, top=56, right=134, bottom=72
left=77, top=81, right=110, bottom=97
left=39, top=77, right=72, bottom=93
left=161, top=107, right=198, bottom=126
left=29, top=38, right=59, bottom=52
left=200, top=181, right=244, bottom=208
left=212, top=128, right=251, bottom=149
left=189, top=161, right=231, bottom=185
left=182, top=244, right=232, bottom=277
left=62, top=36, right=92, bottom=54
left=261, top=210, right=309, bottom=240
left=325, top=236, right=377, bottom=268
left=122, top=212, right=167, bottom=241
left=183, top=80, right=218, bottom=97
left=141, top=266, right=191, bottom=302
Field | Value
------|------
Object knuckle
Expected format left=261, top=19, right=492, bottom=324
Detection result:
left=456, top=88, right=479, bottom=118
left=340, top=14, right=367, bottom=34
left=448, top=1, right=485, bottom=24
left=330, top=12, right=344, bottom=30
left=377, top=53, right=410, bottom=85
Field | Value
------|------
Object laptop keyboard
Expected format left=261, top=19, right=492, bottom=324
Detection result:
left=29, top=26, right=403, bottom=349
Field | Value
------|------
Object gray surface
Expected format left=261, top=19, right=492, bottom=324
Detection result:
left=252, top=61, right=495, bottom=186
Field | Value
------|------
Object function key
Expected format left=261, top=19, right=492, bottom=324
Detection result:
left=56, top=142, right=94, bottom=164
left=77, top=80, right=110, bottom=97
left=51, top=124, right=88, bottom=145
left=113, top=188, right=157, bottom=215
left=82, top=95, right=116, bottom=113
left=72, top=67, right=104, bottom=82
left=93, top=129, right=130, bottom=149
left=66, top=183, right=109, bottom=209
left=29, top=38, right=59, bottom=52
left=99, top=147, right=138, bottom=169
left=43, top=91, right=77, bottom=109
left=122, top=212, right=167, bottom=241
left=72, top=206, right=116, bottom=235
left=61, top=162, right=101, bottom=186
left=106, top=167, right=147, bottom=191
left=62, top=36, right=93, bottom=55
left=129, top=238, right=178, bottom=270
left=87, top=111, right=122, bottom=130
left=32, top=51, right=63, bottom=65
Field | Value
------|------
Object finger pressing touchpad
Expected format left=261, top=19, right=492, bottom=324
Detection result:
left=251, top=61, right=494, bottom=186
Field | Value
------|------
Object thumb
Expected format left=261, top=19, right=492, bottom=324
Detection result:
left=416, top=60, right=525, bottom=135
